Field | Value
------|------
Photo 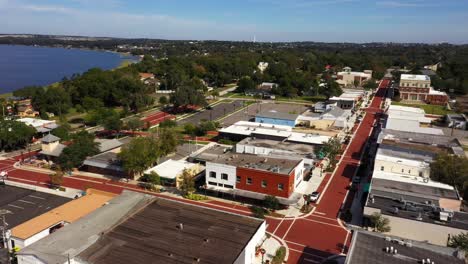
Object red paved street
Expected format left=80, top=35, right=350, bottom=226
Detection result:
left=1, top=79, right=389, bottom=264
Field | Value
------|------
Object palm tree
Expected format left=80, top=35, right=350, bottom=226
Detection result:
left=369, top=212, right=391, bottom=233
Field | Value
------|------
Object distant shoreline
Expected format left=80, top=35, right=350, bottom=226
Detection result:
left=0, top=44, right=140, bottom=97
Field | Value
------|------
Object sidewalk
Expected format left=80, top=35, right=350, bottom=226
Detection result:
left=255, top=235, right=282, bottom=264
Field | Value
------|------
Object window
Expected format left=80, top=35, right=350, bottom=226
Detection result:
left=221, top=173, right=228, bottom=180
left=209, top=172, right=216, bottom=178
left=247, top=178, right=252, bottom=185
left=261, top=180, right=267, bottom=188
left=278, top=183, right=284, bottom=191
left=224, top=184, right=234, bottom=189
left=419, top=171, right=423, bottom=177
left=208, top=181, right=217, bottom=186
left=380, top=166, right=384, bottom=171
left=401, top=169, right=404, bottom=173
left=236, top=176, right=241, bottom=183
left=408, top=170, right=411, bottom=174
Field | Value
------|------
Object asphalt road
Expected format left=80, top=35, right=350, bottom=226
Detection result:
left=177, top=100, right=244, bottom=125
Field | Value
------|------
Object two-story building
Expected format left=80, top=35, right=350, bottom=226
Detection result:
left=205, top=152, right=305, bottom=204
left=399, top=74, right=448, bottom=105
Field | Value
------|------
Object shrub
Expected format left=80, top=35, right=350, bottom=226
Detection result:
left=250, top=205, right=268, bottom=219
left=271, top=246, right=286, bottom=264
left=185, top=193, right=207, bottom=201
left=218, top=139, right=235, bottom=145
left=264, top=195, right=281, bottom=211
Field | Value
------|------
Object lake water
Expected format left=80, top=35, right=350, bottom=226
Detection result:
left=0, top=45, right=138, bottom=93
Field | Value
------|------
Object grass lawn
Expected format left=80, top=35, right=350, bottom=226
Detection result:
left=391, top=101, right=455, bottom=115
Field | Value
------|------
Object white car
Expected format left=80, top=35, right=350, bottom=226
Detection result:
left=309, top=191, right=320, bottom=202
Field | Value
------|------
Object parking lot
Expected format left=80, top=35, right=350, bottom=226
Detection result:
left=220, top=101, right=309, bottom=126
left=0, top=185, right=70, bottom=229
left=177, top=100, right=244, bottom=125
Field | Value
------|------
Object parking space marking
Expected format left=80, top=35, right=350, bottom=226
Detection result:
left=8, top=204, right=24, bottom=209
left=29, top=195, right=46, bottom=200
left=18, top=199, right=35, bottom=204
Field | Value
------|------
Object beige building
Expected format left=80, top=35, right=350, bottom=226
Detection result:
left=336, top=67, right=372, bottom=87
left=144, top=159, right=202, bottom=188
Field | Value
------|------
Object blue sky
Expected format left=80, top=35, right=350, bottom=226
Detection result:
left=1, top=0, right=467, bottom=43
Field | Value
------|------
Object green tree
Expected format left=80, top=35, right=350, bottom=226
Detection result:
left=140, top=171, right=161, bottom=186
left=57, top=131, right=99, bottom=171
left=49, top=169, right=64, bottom=188
left=369, top=212, right=391, bottom=233
left=159, top=96, right=168, bottom=105
left=0, top=120, right=36, bottom=151
left=264, top=195, right=281, bottom=211
left=315, top=137, right=342, bottom=167
left=126, top=117, right=144, bottom=131
left=119, top=137, right=160, bottom=177
left=179, top=169, right=195, bottom=195
left=158, top=119, right=177, bottom=128
left=430, top=153, right=468, bottom=197
left=170, top=86, right=207, bottom=108
left=363, top=79, right=378, bottom=90
left=249, top=205, right=268, bottom=219
left=102, top=114, right=122, bottom=131
left=237, top=77, right=256, bottom=93
left=448, top=233, right=468, bottom=252
left=157, top=128, right=179, bottom=157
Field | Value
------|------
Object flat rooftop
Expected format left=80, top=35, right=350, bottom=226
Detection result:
left=0, top=185, right=70, bottom=229
left=366, top=194, right=468, bottom=231
left=19, top=191, right=265, bottom=264
left=12, top=189, right=116, bottom=240
left=83, top=151, right=123, bottom=171
left=189, top=144, right=232, bottom=163
left=371, top=178, right=458, bottom=201
left=238, top=137, right=315, bottom=155
left=209, top=152, right=301, bottom=175
left=400, top=74, right=430, bottom=81
left=346, top=231, right=464, bottom=264
left=78, top=198, right=264, bottom=264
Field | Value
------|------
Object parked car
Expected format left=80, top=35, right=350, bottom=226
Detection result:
left=352, top=176, right=361, bottom=184
left=309, top=191, right=320, bottom=202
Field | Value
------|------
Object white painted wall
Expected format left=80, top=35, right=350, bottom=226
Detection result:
left=17, top=255, right=47, bottom=264
left=205, top=162, right=237, bottom=188
left=373, top=158, right=430, bottom=178
left=294, top=160, right=305, bottom=188
left=234, top=221, right=266, bottom=264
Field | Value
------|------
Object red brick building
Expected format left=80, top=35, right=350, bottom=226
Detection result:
left=205, top=153, right=305, bottom=204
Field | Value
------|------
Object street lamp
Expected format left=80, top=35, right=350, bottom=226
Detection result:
left=260, top=248, right=266, bottom=264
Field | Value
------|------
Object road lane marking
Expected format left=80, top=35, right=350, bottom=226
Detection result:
left=314, top=211, right=326, bottom=215
left=282, top=218, right=296, bottom=240
left=272, top=218, right=285, bottom=236
left=285, top=240, right=307, bottom=247
left=300, top=218, right=343, bottom=229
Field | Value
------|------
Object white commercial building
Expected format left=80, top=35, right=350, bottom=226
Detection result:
left=219, top=121, right=330, bottom=145
left=385, top=105, right=444, bottom=135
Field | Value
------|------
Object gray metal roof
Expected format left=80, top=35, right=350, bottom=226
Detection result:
left=18, top=191, right=154, bottom=264
left=83, top=151, right=123, bottom=171
left=95, top=138, right=123, bottom=153
left=40, top=133, right=60, bottom=143
left=346, top=231, right=465, bottom=264
left=18, top=191, right=265, bottom=264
